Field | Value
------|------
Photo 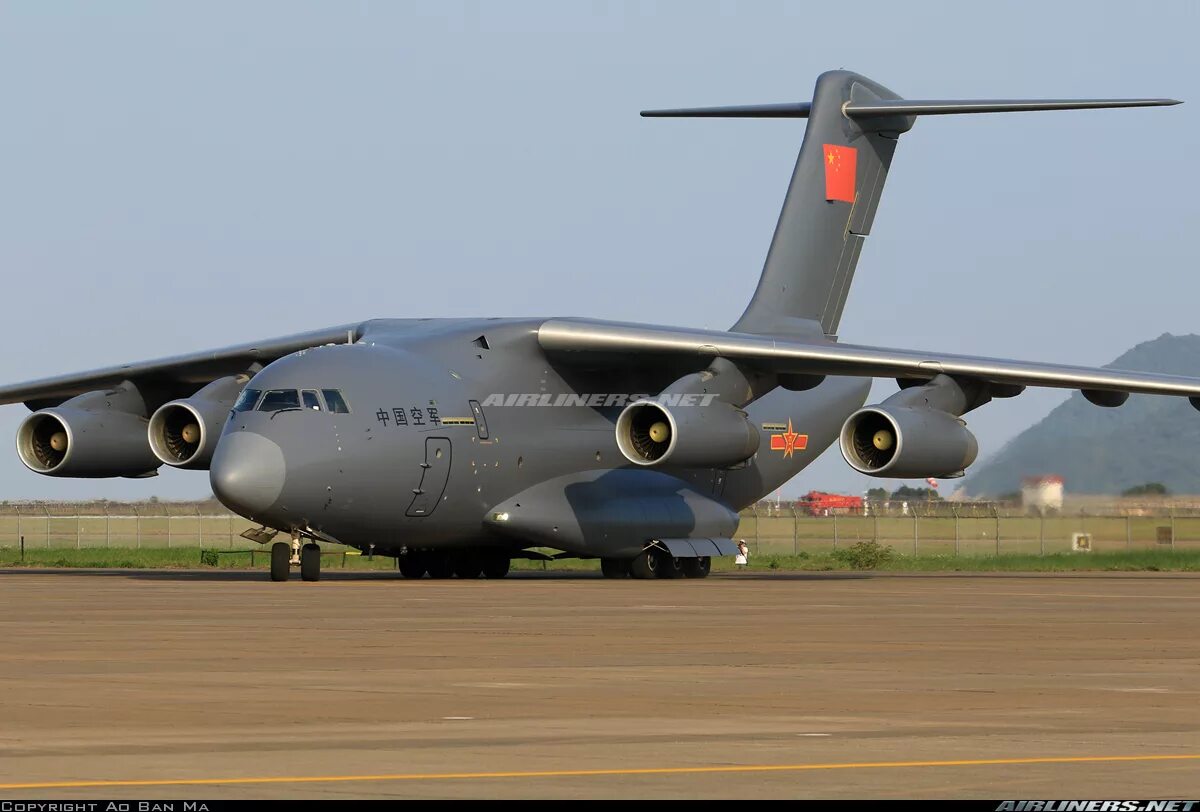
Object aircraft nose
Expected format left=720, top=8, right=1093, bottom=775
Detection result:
left=209, top=431, right=287, bottom=516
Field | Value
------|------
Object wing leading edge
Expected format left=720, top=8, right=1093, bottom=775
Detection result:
left=0, top=323, right=363, bottom=407
left=537, top=319, right=1200, bottom=402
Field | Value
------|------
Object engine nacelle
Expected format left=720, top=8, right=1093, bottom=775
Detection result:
left=148, top=376, right=247, bottom=469
left=839, top=405, right=978, bottom=478
left=16, top=386, right=160, bottom=478
left=616, top=399, right=760, bottom=468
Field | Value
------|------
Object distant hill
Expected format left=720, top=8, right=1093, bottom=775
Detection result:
left=962, top=334, right=1200, bottom=496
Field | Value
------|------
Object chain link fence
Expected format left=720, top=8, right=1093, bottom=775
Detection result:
left=738, top=501, right=1200, bottom=556
left=0, top=502, right=260, bottom=550
left=1, top=499, right=1198, bottom=556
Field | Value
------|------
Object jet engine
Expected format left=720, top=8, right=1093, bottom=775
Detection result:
left=839, top=405, right=978, bottom=478
left=616, top=399, right=760, bottom=468
left=16, top=385, right=160, bottom=478
left=148, top=376, right=248, bottom=469
left=838, top=374, right=987, bottom=478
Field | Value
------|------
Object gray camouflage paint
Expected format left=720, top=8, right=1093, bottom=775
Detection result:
left=0, top=70, right=1187, bottom=563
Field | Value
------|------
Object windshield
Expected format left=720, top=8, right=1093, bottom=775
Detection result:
left=257, top=389, right=301, bottom=412
left=322, top=389, right=351, bottom=414
left=231, top=388, right=262, bottom=413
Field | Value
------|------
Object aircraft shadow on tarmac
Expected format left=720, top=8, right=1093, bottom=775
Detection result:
left=0, top=567, right=884, bottom=583
left=3, top=568, right=1192, bottom=583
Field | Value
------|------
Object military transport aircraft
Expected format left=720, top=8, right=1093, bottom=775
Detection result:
left=2, top=70, right=1194, bottom=582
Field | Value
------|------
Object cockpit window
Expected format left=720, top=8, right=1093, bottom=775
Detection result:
left=301, top=390, right=323, bottom=411
left=322, top=389, right=351, bottom=414
left=232, top=388, right=263, bottom=413
left=257, top=389, right=301, bottom=412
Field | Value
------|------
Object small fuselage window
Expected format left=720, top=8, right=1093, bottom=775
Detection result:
left=322, top=389, right=351, bottom=414
left=232, top=388, right=263, bottom=413
left=301, top=390, right=323, bottom=411
left=257, top=389, right=301, bottom=412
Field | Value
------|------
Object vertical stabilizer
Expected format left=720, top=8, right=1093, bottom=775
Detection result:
left=642, top=72, right=1178, bottom=339
left=731, top=70, right=906, bottom=337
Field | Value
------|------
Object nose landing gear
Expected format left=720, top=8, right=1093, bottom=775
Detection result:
left=269, top=531, right=324, bottom=582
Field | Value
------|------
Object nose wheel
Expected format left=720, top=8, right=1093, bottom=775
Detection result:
left=268, top=534, right=322, bottom=582
left=270, top=541, right=290, bottom=581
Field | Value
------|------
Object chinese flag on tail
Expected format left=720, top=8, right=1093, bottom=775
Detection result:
left=823, top=143, right=857, bottom=203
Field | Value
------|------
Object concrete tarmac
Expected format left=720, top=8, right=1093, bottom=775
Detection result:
left=0, top=569, right=1197, bottom=799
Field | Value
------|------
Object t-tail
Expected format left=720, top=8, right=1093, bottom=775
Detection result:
left=643, top=70, right=1179, bottom=339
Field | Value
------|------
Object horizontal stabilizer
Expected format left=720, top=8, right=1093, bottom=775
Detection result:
left=641, top=103, right=811, bottom=118
left=641, top=98, right=1179, bottom=119
left=844, top=98, right=1181, bottom=116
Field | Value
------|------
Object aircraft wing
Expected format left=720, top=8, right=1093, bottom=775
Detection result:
left=0, top=323, right=362, bottom=408
left=538, top=319, right=1200, bottom=402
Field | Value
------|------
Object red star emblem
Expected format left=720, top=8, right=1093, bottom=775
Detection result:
left=769, top=419, right=808, bottom=458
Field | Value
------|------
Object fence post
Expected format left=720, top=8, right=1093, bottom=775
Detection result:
left=1126, top=512, right=1132, bottom=550
left=14, top=506, right=20, bottom=551
left=104, top=503, right=111, bottom=548
left=20, top=535, right=24, bottom=563
left=953, top=505, right=960, bottom=557
left=832, top=513, right=839, bottom=550
left=44, top=504, right=50, bottom=549
left=135, top=506, right=142, bottom=549
left=76, top=509, right=81, bottom=550
left=1170, top=509, right=1176, bottom=551
left=167, top=513, right=172, bottom=549
left=229, top=513, right=235, bottom=549
left=873, top=511, right=879, bottom=544
left=197, top=506, right=203, bottom=551
left=993, top=506, right=1000, bottom=556
left=791, top=504, right=798, bottom=555
left=751, top=505, right=759, bottom=550
left=1039, top=511, right=1045, bottom=556
left=913, top=511, right=919, bottom=556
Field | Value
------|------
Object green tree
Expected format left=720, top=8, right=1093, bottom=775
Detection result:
left=890, top=485, right=942, bottom=502
left=1121, top=482, right=1169, bottom=497
left=866, top=487, right=888, bottom=500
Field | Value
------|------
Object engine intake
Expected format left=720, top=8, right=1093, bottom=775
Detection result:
left=16, top=385, right=160, bottom=478
left=840, top=405, right=978, bottom=478
left=616, top=399, right=759, bottom=468
left=148, top=376, right=247, bottom=469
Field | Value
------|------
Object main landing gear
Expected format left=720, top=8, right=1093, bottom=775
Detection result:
left=602, top=549, right=711, bottom=580
left=397, top=548, right=512, bottom=580
left=270, top=532, right=323, bottom=582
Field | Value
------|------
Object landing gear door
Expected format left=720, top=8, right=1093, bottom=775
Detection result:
left=406, top=437, right=452, bottom=517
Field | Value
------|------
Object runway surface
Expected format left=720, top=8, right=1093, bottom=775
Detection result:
left=0, top=569, right=1197, bottom=799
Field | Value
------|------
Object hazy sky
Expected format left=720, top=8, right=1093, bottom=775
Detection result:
left=1, top=1, right=1197, bottom=501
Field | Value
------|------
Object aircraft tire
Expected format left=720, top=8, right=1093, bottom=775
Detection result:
left=455, top=554, right=484, bottom=579
left=398, top=554, right=426, bottom=579
left=600, top=558, right=628, bottom=579
left=482, top=554, right=511, bottom=579
left=656, top=551, right=685, bottom=579
left=300, top=543, right=321, bottom=582
left=270, top=542, right=290, bottom=582
left=682, top=557, right=711, bottom=578
left=629, top=549, right=658, bottom=580
left=426, top=553, right=456, bottom=579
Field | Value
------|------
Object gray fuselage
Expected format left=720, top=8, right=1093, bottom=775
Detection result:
left=208, top=318, right=869, bottom=559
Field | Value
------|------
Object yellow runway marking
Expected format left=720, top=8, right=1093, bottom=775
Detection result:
left=2, top=754, right=1199, bottom=790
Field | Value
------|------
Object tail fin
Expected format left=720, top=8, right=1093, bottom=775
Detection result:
left=643, top=70, right=1179, bottom=338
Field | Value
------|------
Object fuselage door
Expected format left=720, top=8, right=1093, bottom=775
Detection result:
left=406, top=437, right=452, bottom=517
